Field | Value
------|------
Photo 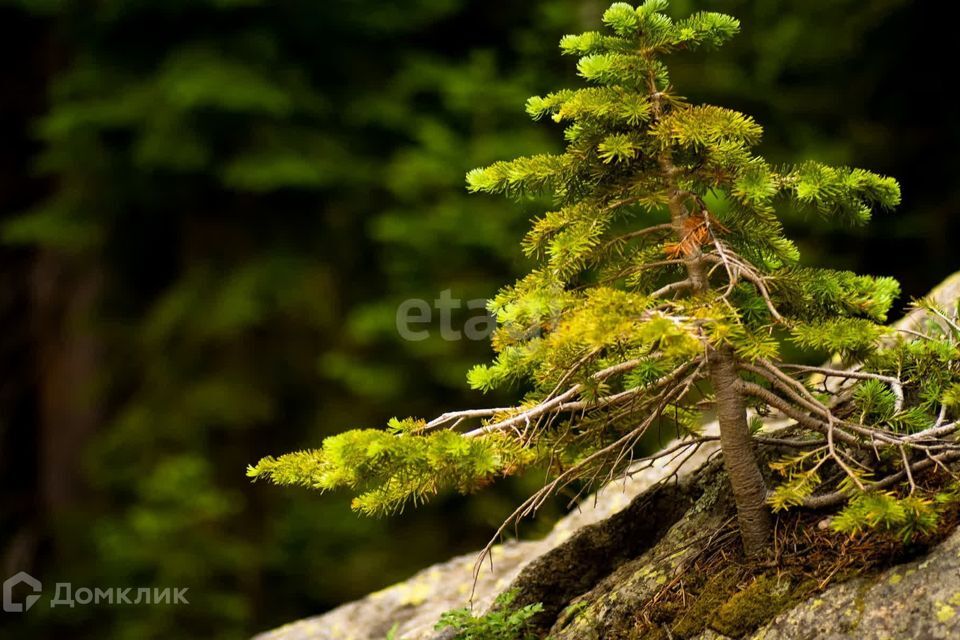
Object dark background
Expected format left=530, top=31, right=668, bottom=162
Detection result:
left=0, top=1, right=956, bottom=638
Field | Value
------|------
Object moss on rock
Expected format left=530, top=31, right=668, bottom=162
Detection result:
left=711, top=573, right=815, bottom=638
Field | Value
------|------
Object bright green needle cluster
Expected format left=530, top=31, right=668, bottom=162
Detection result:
left=250, top=421, right=534, bottom=516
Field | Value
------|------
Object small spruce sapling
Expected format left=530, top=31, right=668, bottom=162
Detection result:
left=250, top=1, right=960, bottom=557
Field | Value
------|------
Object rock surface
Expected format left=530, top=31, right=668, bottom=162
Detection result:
left=754, top=530, right=960, bottom=640
left=253, top=272, right=960, bottom=640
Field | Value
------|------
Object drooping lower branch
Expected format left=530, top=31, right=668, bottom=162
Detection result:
left=737, top=379, right=863, bottom=447
left=462, top=358, right=699, bottom=438
left=800, top=450, right=960, bottom=509
left=473, top=364, right=708, bottom=582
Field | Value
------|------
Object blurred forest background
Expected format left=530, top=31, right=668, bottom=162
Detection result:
left=0, top=1, right=956, bottom=638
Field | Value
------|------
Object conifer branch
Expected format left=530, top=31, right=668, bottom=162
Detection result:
left=649, top=279, right=694, bottom=299
left=603, top=223, right=674, bottom=250
left=777, top=363, right=904, bottom=412
left=422, top=407, right=517, bottom=433
left=799, top=451, right=960, bottom=510
left=701, top=252, right=785, bottom=322
left=737, top=380, right=861, bottom=447
left=463, top=358, right=700, bottom=438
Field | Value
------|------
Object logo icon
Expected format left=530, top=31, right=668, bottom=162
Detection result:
left=3, top=571, right=42, bottom=613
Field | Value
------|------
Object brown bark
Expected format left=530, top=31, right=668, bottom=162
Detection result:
left=709, top=348, right=772, bottom=556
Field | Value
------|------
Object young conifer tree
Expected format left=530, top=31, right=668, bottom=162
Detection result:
left=250, top=1, right=960, bottom=557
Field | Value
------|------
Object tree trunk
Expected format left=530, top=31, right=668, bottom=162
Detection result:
left=661, top=189, right=771, bottom=555
left=661, top=192, right=772, bottom=556
left=709, top=347, right=772, bottom=556
left=649, top=74, right=772, bottom=555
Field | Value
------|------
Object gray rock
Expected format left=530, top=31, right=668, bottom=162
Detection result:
left=754, top=529, right=960, bottom=640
